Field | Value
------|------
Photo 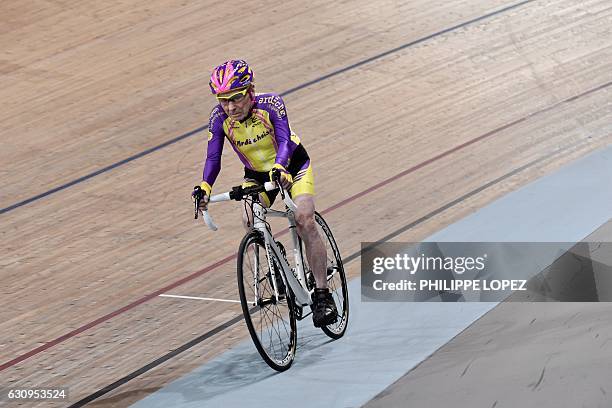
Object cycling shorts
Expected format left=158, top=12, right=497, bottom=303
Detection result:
left=242, top=144, right=315, bottom=206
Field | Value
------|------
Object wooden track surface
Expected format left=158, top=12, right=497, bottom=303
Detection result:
left=1, top=0, right=611, bottom=406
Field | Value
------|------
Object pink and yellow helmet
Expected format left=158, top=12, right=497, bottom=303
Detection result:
left=209, top=59, right=254, bottom=95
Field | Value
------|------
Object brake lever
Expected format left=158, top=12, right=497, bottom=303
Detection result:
left=271, top=168, right=286, bottom=199
left=193, top=186, right=202, bottom=219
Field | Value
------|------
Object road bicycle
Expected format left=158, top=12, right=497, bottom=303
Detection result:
left=193, top=180, right=349, bottom=371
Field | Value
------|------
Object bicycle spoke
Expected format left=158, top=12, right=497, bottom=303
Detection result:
left=268, top=305, right=291, bottom=345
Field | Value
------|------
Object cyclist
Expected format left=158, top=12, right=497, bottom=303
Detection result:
left=195, top=59, right=337, bottom=327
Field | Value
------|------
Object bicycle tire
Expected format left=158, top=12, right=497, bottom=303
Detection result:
left=237, top=230, right=297, bottom=371
left=302, top=212, right=349, bottom=339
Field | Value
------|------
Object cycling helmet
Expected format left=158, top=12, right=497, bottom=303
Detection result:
left=209, top=59, right=254, bottom=95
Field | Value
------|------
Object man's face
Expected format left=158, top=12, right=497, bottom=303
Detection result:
left=217, top=86, right=253, bottom=121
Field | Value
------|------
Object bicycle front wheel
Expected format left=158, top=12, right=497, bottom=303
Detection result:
left=237, top=231, right=297, bottom=371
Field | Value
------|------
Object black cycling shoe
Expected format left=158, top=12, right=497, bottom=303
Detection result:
left=312, top=288, right=338, bottom=327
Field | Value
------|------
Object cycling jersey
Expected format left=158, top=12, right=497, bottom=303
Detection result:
left=202, top=93, right=302, bottom=187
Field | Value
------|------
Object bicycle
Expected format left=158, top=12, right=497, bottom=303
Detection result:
left=193, top=180, right=349, bottom=371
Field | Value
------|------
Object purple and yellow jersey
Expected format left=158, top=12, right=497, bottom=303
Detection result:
left=202, top=93, right=301, bottom=187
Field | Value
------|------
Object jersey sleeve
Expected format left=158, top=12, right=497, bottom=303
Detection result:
left=265, top=94, right=297, bottom=168
left=201, top=105, right=226, bottom=187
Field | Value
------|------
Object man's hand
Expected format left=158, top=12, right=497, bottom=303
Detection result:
left=269, top=164, right=293, bottom=190
left=199, top=194, right=210, bottom=213
left=193, top=182, right=212, bottom=217
left=194, top=190, right=209, bottom=211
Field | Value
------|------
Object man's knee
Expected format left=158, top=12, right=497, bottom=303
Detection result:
left=296, top=210, right=315, bottom=230
left=294, top=196, right=316, bottom=231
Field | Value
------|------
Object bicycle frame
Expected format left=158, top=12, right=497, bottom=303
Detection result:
left=251, top=201, right=312, bottom=307
left=200, top=181, right=313, bottom=307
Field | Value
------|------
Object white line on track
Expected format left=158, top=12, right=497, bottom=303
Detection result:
left=159, top=294, right=241, bottom=303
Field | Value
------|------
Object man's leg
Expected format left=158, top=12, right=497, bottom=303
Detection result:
left=294, top=194, right=337, bottom=327
left=293, top=194, right=327, bottom=289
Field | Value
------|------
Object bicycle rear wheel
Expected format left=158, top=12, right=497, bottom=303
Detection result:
left=303, top=212, right=349, bottom=339
left=237, top=231, right=297, bottom=371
